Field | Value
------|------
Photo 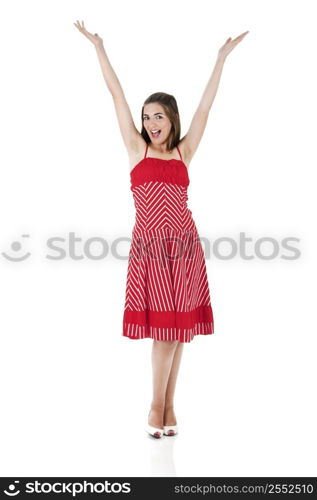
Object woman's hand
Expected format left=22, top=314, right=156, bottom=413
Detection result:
left=218, top=31, right=249, bottom=60
left=73, top=20, right=103, bottom=48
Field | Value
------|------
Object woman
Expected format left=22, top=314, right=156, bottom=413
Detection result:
left=74, top=20, right=249, bottom=438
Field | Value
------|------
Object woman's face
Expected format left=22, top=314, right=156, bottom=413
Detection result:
left=143, top=103, right=172, bottom=144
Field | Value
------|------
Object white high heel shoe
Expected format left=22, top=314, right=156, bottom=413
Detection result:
left=146, top=424, right=164, bottom=438
left=146, top=410, right=164, bottom=438
left=163, top=425, right=178, bottom=436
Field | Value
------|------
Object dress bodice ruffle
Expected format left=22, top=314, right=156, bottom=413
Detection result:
left=130, top=158, right=189, bottom=189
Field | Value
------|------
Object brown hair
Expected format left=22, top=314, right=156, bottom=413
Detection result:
left=140, top=92, right=184, bottom=152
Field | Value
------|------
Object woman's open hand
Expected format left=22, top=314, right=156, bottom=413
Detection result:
left=218, top=31, right=249, bottom=59
left=73, top=20, right=103, bottom=47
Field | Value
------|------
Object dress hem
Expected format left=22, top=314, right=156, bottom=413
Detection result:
left=122, top=321, right=215, bottom=343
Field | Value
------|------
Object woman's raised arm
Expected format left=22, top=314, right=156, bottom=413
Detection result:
left=182, top=31, right=249, bottom=164
left=74, top=20, right=141, bottom=154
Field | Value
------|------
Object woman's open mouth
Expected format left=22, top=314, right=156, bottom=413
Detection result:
left=151, top=130, right=161, bottom=138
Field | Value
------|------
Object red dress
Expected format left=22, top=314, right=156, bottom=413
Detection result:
left=122, top=143, right=214, bottom=343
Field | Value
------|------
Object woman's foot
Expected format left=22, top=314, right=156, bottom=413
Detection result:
left=147, top=405, right=164, bottom=438
left=163, top=406, right=178, bottom=436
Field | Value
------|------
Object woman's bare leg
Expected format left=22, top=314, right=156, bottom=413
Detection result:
left=148, top=339, right=179, bottom=429
left=164, top=341, right=185, bottom=426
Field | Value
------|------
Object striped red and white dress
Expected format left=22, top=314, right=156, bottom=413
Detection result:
left=122, top=143, right=214, bottom=343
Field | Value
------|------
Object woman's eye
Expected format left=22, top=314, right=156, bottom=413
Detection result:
left=143, top=115, right=163, bottom=120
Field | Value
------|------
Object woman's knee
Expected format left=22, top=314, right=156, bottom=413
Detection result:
left=154, top=339, right=179, bottom=348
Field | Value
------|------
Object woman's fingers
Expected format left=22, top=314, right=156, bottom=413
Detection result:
left=74, top=20, right=83, bottom=31
left=74, top=20, right=87, bottom=33
left=234, top=31, right=249, bottom=42
left=226, top=31, right=249, bottom=49
left=73, top=20, right=102, bottom=46
left=74, top=20, right=89, bottom=37
left=218, top=31, right=249, bottom=58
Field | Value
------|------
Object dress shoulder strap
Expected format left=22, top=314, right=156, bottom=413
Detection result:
left=176, top=145, right=183, bottom=161
left=144, top=143, right=149, bottom=159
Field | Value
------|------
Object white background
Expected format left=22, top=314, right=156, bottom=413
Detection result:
left=0, top=0, right=316, bottom=477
